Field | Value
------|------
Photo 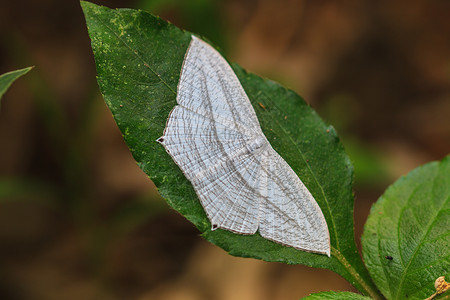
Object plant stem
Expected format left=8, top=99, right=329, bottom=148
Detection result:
left=332, top=247, right=384, bottom=299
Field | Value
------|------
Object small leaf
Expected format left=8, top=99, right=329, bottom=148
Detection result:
left=0, top=67, right=33, bottom=102
left=302, top=291, right=372, bottom=299
left=362, top=155, right=450, bottom=300
left=81, top=2, right=380, bottom=297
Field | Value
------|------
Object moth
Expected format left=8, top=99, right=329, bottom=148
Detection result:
left=158, top=35, right=330, bottom=256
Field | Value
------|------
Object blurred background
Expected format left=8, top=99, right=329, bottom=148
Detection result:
left=0, top=0, right=449, bottom=299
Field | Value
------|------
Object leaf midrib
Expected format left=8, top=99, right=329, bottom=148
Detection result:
left=92, top=9, right=177, bottom=96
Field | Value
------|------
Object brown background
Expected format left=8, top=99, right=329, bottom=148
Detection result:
left=0, top=0, right=449, bottom=299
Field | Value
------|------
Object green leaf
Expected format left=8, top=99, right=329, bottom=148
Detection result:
left=0, top=67, right=33, bottom=102
left=302, top=291, right=372, bottom=300
left=362, top=155, right=450, bottom=299
left=81, top=2, right=381, bottom=297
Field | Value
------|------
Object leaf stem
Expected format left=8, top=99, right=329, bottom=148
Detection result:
left=332, top=247, right=384, bottom=300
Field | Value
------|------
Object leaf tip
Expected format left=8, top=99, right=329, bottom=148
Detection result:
left=80, top=0, right=101, bottom=16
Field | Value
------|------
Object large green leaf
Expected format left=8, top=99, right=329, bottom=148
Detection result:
left=81, top=2, right=381, bottom=297
left=362, top=155, right=450, bottom=299
left=302, top=291, right=371, bottom=300
left=0, top=67, right=32, bottom=103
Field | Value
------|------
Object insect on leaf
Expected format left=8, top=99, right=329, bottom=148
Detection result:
left=81, top=2, right=381, bottom=297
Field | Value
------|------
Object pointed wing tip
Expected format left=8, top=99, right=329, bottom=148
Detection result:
left=311, top=244, right=331, bottom=257
left=298, top=233, right=331, bottom=257
left=323, top=236, right=331, bottom=257
left=324, top=235, right=331, bottom=257
left=190, top=35, right=201, bottom=44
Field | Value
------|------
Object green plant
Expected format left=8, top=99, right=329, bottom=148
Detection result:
left=81, top=2, right=449, bottom=299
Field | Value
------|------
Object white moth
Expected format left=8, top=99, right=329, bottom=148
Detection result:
left=158, top=35, right=330, bottom=256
